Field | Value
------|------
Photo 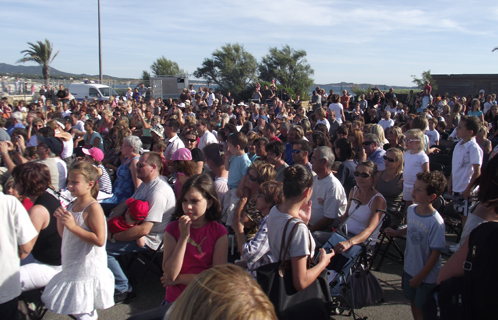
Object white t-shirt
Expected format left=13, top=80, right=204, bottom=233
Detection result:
left=378, top=119, right=395, bottom=130
left=131, top=176, right=176, bottom=250
left=316, top=118, right=330, bottom=131
left=483, top=102, right=493, bottom=114
left=198, top=130, right=218, bottom=151
left=384, top=106, right=397, bottom=115
left=425, top=129, right=440, bottom=147
left=54, top=157, right=68, bottom=190
left=310, top=172, right=347, bottom=226
left=164, top=134, right=185, bottom=161
left=451, top=138, right=483, bottom=193
left=0, top=193, right=37, bottom=304
left=267, top=206, right=315, bottom=261
left=328, top=103, right=344, bottom=124
left=403, top=151, right=429, bottom=188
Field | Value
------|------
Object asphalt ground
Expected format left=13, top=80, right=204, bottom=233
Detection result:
left=36, top=233, right=458, bottom=320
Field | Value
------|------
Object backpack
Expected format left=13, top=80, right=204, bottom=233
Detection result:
left=424, top=221, right=498, bottom=320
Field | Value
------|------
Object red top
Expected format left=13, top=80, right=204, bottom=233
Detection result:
left=164, top=220, right=227, bottom=302
left=22, top=198, right=33, bottom=211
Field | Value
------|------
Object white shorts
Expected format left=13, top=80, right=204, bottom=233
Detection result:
left=403, top=186, right=414, bottom=201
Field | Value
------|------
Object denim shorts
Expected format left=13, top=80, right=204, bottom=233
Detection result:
left=402, top=272, right=435, bottom=310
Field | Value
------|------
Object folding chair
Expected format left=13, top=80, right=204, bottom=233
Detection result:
left=18, top=288, right=48, bottom=320
left=126, top=239, right=165, bottom=288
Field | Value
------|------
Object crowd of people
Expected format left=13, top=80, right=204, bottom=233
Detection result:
left=1, top=81, right=498, bottom=320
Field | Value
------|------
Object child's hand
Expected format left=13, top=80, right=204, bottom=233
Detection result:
left=179, top=215, right=191, bottom=239
left=384, top=228, right=396, bottom=237
left=60, top=210, right=76, bottom=230
left=409, top=274, right=423, bottom=288
left=160, top=273, right=174, bottom=287
left=298, top=200, right=312, bottom=225
left=318, top=248, right=335, bottom=267
left=54, top=206, right=67, bottom=219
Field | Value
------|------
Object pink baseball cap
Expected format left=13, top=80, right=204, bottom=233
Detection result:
left=82, top=147, right=104, bottom=162
left=171, top=148, right=192, bottom=161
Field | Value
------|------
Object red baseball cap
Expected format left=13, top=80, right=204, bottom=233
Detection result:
left=126, top=198, right=149, bottom=221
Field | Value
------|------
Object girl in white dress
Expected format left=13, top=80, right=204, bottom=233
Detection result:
left=42, top=162, right=114, bottom=320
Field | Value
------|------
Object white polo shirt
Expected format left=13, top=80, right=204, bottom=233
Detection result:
left=451, top=138, right=483, bottom=193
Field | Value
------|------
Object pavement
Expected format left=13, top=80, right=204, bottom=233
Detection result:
left=38, top=233, right=457, bottom=320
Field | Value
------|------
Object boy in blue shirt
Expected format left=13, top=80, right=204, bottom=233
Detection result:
left=223, top=132, right=252, bottom=227
left=385, top=171, right=446, bottom=320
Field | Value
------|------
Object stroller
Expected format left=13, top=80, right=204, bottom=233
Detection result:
left=320, top=199, right=386, bottom=319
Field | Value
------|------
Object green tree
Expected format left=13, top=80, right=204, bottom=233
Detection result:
left=17, top=39, right=59, bottom=86
left=141, top=70, right=150, bottom=82
left=412, top=70, right=437, bottom=91
left=150, top=56, right=185, bottom=76
left=194, top=43, right=258, bottom=96
left=258, top=45, right=314, bottom=97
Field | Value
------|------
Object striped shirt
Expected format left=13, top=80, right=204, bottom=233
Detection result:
left=242, top=215, right=275, bottom=278
left=97, top=164, right=112, bottom=194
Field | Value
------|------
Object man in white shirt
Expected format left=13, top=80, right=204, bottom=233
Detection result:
left=309, top=146, right=347, bottom=246
left=163, top=119, right=185, bottom=164
left=207, top=88, right=216, bottom=107
left=0, top=193, right=37, bottom=319
left=197, top=118, right=218, bottom=150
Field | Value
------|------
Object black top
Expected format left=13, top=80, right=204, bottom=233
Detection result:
left=191, top=147, right=204, bottom=163
left=32, top=192, right=62, bottom=266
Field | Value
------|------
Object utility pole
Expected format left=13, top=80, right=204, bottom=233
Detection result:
left=98, top=0, right=103, bottom=84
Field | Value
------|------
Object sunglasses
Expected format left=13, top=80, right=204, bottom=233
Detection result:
left=186, top=138, right=196, bottom=143
left=362, top=141, right=375, bottom=146
left=136, top=163, right=149, bottom=169
left=404, top=138, right=420, bottom=143
left=383, top=155, right=396, bottom=163
left=248, top=175, right=258, bottom=182
left=292, top=149, right=302, bottom=154
left=354, top=171, right=371, bottom=178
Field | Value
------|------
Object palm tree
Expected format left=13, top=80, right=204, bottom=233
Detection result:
left=17, top=39, right=59, bottom=86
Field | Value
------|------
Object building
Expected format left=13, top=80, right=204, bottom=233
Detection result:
left=431, top=74, right=498, bottom=97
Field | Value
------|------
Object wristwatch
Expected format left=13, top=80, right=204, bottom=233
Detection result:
left=110, top=233, right=116, bottom=243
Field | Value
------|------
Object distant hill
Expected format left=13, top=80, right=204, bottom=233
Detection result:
left=314, top=82, right=416, bottom=91
left=0, top=63, right=123, bottom=79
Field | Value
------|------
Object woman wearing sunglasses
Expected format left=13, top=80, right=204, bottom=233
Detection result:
left=334, top=161, right=387, bottom=254
left=181, top=129, right=204, bottom=174
left=376, top=148, right=404, bottom=226
left=233, top=161, right=276, bottom=243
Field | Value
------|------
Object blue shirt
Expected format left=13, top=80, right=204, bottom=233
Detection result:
left=7, top=122, right=25, bottom=136
left=285, top=143, right=295, bottom=165
left=404, top=205, right=445, bottom=283
left=368, top=148, right=386, bottom=171
left=227, top=153, right=251, bottom=189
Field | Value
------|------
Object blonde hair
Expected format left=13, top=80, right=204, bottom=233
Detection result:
left=68, top=162, right=100, bottom=199
left=315, top=107, right=326, bottom=119
left=385, top=148, right=404, bottom=176
left=405, top=129, right=425, bottom=152
left=166, top=265, right=277, bottom=320
left=370, top=124, right=388, bottom=145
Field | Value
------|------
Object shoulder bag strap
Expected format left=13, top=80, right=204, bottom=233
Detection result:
left=280, top=220, right=305, bottom=268
left=278, top=218, right=294, bottom=262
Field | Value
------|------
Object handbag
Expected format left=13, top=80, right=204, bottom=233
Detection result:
left=256, top=218, right=331, bottom=320
left=343, top=263, right=384, bottom=309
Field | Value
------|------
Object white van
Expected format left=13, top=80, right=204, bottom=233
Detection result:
left=68, top=83, right=118, bottom=101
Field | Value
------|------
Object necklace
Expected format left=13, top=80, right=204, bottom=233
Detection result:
left=382, top=170, right=396, bottom=182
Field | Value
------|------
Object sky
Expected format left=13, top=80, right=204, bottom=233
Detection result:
left=1, top=0, right=497, bottom=87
